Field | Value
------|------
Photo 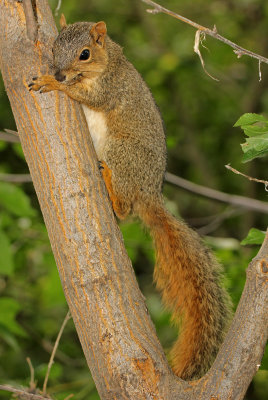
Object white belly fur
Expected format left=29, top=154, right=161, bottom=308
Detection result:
left=82, top=105, right=108, bottom=158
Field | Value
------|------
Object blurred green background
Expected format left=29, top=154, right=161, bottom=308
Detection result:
left=0, top=0, right=267, bottom=398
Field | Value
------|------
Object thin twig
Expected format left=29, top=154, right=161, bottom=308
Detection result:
left=0, top=385, right=51, bottom=400
left=0, top=173, right=32, bottom=183
left=142, top=0, right=268, bottom=65
left=55, top=0, right=62, bottom=17
left=225, top=164, right=268, bottom=188
left=0, top=315, right=72, bottom=400
left=42, top=311, right=72, bottom=395
left=165, top=172, right=268, bottom=214
left=196, top=207, right=242, bottom=235
left=26, top=357, right=36, bottom=390
left=23, top=0, right=37, bottom=42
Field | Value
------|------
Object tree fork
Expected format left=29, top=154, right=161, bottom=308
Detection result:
left=0, top=1, right=267, bottom=399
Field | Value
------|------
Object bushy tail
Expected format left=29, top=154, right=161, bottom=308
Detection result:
left=137, top=199, right=232, bottom=380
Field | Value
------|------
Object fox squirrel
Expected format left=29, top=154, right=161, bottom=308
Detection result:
left=29, top=16, right=232, bottom=380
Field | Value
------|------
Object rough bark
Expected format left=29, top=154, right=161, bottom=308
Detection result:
left=0, top=1, right=175, bottom=398
left=192, top=230, right=268, bottom=399
left=0, top=1, right=267, bottom=399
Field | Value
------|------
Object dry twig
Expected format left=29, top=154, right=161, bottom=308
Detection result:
left=0, top=384, right=51, bottom=400
left=42, top=311, right=72, bottom=395
left=26, top=357, right=37, bottom=391
left=142, top=0, right=268, bottom=77
left=0, top=312, right=71, bottom=400
left=225, top=164, right=268, bottom=188
left=194, top=29, right=219, bottom=81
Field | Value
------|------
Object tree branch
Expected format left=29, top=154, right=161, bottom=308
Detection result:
left=0, top=131, right=20, bottom=142
left=166, top=172, right=268, bottom=214
left=2, top=131, right=267, bottom=214
left=4, top=128, right=19, bottom=136
left=0, top=385, right=51, bottom=400
left=0, top=173, right=32, bottom=183
left=142, top=0, right=268, bottom=66
left=194, top=229, right=268, bottom=399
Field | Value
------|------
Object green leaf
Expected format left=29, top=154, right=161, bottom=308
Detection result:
left=241, top=228, right=266, bottom=245
left=234, top=113, right=266, bottom=127
left=0, top=182, right=35, bottom=217
left=0, top=229, right=14, bottom=275
left=241, top=147, right=268, bottom=163
left=0, top=297, right=27, bottom=337
left=242, top=125, right=268, bottom=137
left=241, top=133, right=268, bottom=162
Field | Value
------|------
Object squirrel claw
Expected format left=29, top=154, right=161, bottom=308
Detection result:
left=27, top=75, right=60, bottom=93
left=28, top=77, right=38, bottom=90
left=28, top=81, right=39, bottom=92
left=98, top=161, right=104, bottom=170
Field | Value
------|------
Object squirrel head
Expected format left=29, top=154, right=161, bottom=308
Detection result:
left=52, top=21, right=108, bottom=84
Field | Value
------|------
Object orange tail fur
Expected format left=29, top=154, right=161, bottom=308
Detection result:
left=137, top=199, right=232, bottom=380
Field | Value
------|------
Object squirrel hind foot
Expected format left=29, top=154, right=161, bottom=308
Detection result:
left=100, top=160, right=131, bottom=220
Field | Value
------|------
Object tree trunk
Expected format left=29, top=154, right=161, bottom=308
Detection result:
left=0, top=0, right=175, bottom=398
left=0, top=1, right=267, bottom=399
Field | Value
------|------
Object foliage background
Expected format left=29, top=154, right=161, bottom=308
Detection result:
left=0, top=0, right=267, bottom=398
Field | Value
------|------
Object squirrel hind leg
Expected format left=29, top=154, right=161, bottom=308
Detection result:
left=100, top=160, right=131, bottom=220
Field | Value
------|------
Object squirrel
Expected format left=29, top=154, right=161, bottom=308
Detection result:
left=29, top=16, right=232, bottom=380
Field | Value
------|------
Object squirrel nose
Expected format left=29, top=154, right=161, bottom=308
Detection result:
left=55, top=71, right=66, bottom=82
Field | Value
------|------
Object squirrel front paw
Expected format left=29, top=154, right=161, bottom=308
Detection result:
left=28, top=75, right=60, bottom=93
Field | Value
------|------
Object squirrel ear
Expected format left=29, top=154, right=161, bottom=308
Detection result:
left=59, top=14, right=67, bottom=30
left=90, top=21, right=107, bottom=47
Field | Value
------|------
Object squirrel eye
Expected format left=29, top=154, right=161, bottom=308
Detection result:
left=79, top=49, right=90, bottom=60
